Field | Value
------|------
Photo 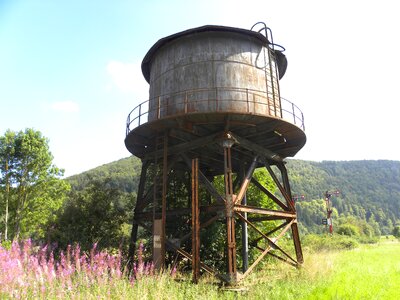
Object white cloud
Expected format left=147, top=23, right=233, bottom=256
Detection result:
left=106, top=60, right=137, bottom=92
left=51, top=101, right=80, bottom=113
left=106, top=60, right=148, bottom=99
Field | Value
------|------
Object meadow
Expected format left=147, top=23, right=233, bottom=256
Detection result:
left=0, top=238, right=399, bottom=299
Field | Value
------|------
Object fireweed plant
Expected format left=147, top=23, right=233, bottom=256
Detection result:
left=0, top=239, right=161, bottom=298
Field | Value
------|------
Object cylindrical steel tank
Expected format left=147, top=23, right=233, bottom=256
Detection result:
left=141, top=26, right=284, bottom=122
left=127, top=25, right=306, bottom=283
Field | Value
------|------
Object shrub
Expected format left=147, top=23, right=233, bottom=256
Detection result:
left=357, top=235, right=379, bottom=244
left=334, top=236, right=359, bottom=249
left=393, top=226, right=400, bottom=239
left=302, top=234, right=359, bottom=252
left=336, top=224, right=359, bottom=237
left=0, top=240, right=12, bottom=250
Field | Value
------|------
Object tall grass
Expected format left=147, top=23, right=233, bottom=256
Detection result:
left=307, top=240, right=400, bottom=299
left=0, top=240, right=154, bottom=299
left=246, top=239, right=400, bottom=300
left=1, top=238, right=399, bottom=299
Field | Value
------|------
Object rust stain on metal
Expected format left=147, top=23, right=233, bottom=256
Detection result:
left=191, top=158, right=200, bottom=283
left=126, top=23, right=306, bottom=285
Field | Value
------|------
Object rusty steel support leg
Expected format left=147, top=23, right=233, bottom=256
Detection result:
left=152, top=144, right=159, bottom=268
left=223, top=145, right=237, bottom=283
left=191, top=158, right=200, bottom=283
left=161, top=132, right=168, bottom=269
left=239, top=164, right=249, bottom=273
left=278, top=162, right=304, bottom=264
left=153, top=219, right=163, bottom=269
left=128, top=160, right=150, bottom=270
left=153, top=133, right=168, bottom=270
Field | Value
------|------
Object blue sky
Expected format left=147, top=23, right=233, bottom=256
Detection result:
left=1, top=0, right=399, bottom=176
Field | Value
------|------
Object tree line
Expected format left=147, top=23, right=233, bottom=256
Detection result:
left=1, top=129, right=399, bottom=253
left=0, top=129, right=133, bottom=252
left=286, top=159, right=400, bottom=236
left=0, top=129, right=69, bottom=241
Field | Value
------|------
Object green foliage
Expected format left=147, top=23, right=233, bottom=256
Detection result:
left=2, top=239, right=399, bottom=299
left=302, top=234, right=359, bottom=252
left=288, top=159, right=400, bottom=237
left=64, top=157, right=400, bottom=255
left=168, top=167, right=278, bottom=272
left=67, top=157, right=400, bottom=243
left=67, top=156, right=141, bottom=193
left=51, top=179, right=134, bottom=251
left=336, top=224, right=359, bottom=236
left=308, top=242, right=400, bottom=299
left=56, top=157, right=140, bottom=252
left=0, top=239, right=12, bottom=250
left=393, top=225, right=400, bottom=238
left=296, top=199, right=338, bottom=234
left=337, top=215, right=378, bottom=238
left=247, top=168, right=277, bottom=208
left=0, top=128, right=69, bottom=241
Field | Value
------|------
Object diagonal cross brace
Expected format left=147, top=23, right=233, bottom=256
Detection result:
left=264, top=163, right=296, bottom=211
left=246, top=217, right=297, bottom=265
left=137, top=220, right=219, bottom=278
left=229, top=132, right=282, bottom=163
left=239, top=215, right=296, bottom=278
left=181, top=153, right=226, bottom=205
left=234, top=155, right=258, bottom=205
left=250, top=177, right=288, bottom=211
left=144, top=132, right=220, bottom=161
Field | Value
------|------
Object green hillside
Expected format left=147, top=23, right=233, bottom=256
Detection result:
left=67, top=157, right=400, bottom=235
left=67, top=156, right=142, bottom=193
left=286, top=159, right=400, bottom=234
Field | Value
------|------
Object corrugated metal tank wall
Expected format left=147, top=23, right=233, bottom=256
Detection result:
left=146, top=30, right=282, bottom=121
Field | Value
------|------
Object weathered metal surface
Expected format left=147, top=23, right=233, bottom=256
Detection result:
left=241, top=217, right=295, bottom=278
left=152, top=219, right=163, bottom=269
left=143, top=26, right=281, bottom=122
left=223, top=144, right=237, bottom=283
left=129, top=131, right=305, bottom=284
left=161, top=133, right=168, bottom=269
left=239, top=165, right=249, bottom=273
left=250, top=177, right=288, bottom=210
left=125, top=110, right=306, bottom=162
left=191, top=158, right=200, bottom=283
left=142, top=25, right=272, bottom=82
left=126, top=24, right=306, bottom=285
left=126, top=91, right=304, bottom=135
left=235, top=156, right=258, bottom=205
left=128, top=160, right=150, bottom=268
left=125, top=26, right=305, bottom=162
left=278, top=162, right=304, bottom=264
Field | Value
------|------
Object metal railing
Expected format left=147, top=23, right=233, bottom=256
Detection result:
left=126, top=87, right=305, bottom=135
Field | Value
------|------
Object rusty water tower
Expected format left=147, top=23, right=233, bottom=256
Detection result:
left=125, top=22, right=306, bottom=284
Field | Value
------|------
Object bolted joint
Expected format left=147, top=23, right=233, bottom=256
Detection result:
left=225, top=194, right=236, bottom=217
left=227, top=242, right=236, bottom=248
left=218, top=131, right=237, bottom=148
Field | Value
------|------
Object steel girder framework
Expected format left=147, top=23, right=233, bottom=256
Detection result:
left=128, top=129, right=303, bottom=285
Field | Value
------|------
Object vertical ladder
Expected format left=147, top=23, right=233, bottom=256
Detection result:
left=265, top=48, right=281, bottom=118
left=254, top=21, right=282, bottom=119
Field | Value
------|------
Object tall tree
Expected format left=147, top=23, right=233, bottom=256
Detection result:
left=0, top=130, right=16, bottom=240
left=0, top=128, right=69, bottom=240
left=52, top=179, right=133, bottom=251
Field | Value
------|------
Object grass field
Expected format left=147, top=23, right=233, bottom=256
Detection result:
left=1, top=238, right=399, bottom=299
left=128, top=239, right=400, bottom=300
left=304, top=238, right=400, bottom=300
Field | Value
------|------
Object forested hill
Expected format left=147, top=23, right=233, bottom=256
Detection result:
left=67, top=156, right=142, bottom=193
left=286, top=159, right=400, bottom=234
left=67, top=157, right=400, bottom=234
